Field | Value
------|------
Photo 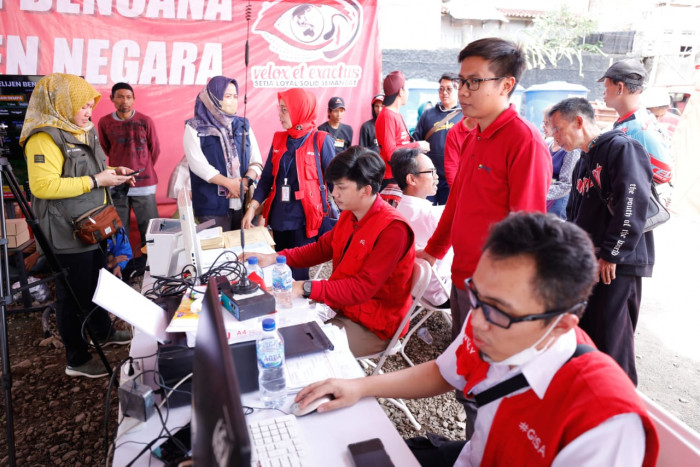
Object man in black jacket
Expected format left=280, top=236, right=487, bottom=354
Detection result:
left=549, top=97, right=653, bottom=385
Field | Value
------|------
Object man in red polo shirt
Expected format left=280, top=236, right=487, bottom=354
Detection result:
left=417, top=38, right=551, bottom=437
left=419, top=38, right=551, bottom=340
left=375, top=70, right=430, bottom=189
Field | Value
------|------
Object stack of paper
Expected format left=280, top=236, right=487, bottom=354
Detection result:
left=198, top=226, right=224, bottom=250
left=223, top=226, right=275, bottom=249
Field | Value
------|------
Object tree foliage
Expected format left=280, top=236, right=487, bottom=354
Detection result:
left=519, top=6, right=604, bottom=76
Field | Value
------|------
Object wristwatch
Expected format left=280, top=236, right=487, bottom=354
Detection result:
left=302, top=281, right=313, bottom=299
left=243, top=175, right=255, bottom=187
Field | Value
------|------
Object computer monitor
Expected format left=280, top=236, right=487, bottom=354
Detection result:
left=177, top=187, right=203, bottom=281
left=192, top=278, right=252, bottom=466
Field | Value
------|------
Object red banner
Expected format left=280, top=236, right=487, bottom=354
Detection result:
left=0, top=0, right=381, bottom=204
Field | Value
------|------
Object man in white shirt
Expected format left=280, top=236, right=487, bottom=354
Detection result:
left=294, top=212, right=659, bottom=466
left=391, top=147, right=452, bottom=308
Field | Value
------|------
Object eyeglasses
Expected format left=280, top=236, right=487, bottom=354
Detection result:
left=458, top=77, right=506, bottom=91
left=414, top=168, right=437, bottom=177
left=438, top=86, right=457, bottom=94
left=465, top=278, right=586, bottom=329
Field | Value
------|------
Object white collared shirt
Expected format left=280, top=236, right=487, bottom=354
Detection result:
left=396, top=195, right=453, bottom=305
left=436, top=325, right=646, bottom=466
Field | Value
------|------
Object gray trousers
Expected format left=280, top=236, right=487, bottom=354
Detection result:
left=114, top=194, right=159, bottom=244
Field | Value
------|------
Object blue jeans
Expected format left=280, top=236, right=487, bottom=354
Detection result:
left=547, top=195, right=569, bottom=220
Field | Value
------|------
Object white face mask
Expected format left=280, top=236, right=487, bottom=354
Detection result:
left=484, top=314, right=564, bottom=367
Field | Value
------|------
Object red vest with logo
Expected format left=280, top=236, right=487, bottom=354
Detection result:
left=329, top=197, right=415, bottom=340
left=455, top=321, right=659, bottom=466
left=262, top=131, right=328, bottom=238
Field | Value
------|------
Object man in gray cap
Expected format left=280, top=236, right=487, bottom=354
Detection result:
left=318, top=96, right=354, bottom=155
left=599, top=59, right=673, bottom=197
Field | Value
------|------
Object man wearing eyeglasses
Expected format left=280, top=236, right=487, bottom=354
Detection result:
left=391, top=148, right=453, bottom=308
left=418, top=38, right=551, bottom=342
left=295, top=213, right=658, bottom=467
left=412, top=72, right=463, bottom=205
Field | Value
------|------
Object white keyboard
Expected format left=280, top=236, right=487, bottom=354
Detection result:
left=248, top=414, right=307, bottom=467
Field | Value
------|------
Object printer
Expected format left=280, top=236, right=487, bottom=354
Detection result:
left=145, top=218, right=183, bottom=277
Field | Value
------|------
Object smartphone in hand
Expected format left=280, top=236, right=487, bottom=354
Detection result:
left=126, top=168, right=144, bottom=177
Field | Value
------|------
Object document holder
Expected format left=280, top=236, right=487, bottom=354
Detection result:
left=280, top=321, right=334, bottom=358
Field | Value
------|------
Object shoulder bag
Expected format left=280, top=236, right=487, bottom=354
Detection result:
left=588, top=164, right=669, bottom=233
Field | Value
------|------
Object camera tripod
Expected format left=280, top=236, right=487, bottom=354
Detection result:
left=0, top=151, right=113, bottom=466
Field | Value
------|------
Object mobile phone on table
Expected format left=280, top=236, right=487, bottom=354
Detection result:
left=348, top=438, right=394, bottom=467
left=126, top=168, right=144, bottom=176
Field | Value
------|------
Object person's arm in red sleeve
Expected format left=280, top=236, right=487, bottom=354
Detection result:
left=282, top=230, right=334, bottom=269
left=508, top=137, right=552, bottom=212
left=97, top=118, right=111, bottom=157
left=424, top=160, right=461, bottom=260
left=444, top=124, right=461, bottom=187
left=309, top=221, right=410, bottom=306
left=376, top=111, right=419, bottom=167
left=147, top=116, right=161, bottom=164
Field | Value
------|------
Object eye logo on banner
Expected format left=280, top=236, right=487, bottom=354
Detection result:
left=253, top=1, right=362, bottom=63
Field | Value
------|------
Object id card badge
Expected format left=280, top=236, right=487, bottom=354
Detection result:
left=218, top=185, right=228, bottom=197
left=281, top=178, right=291, bottom=202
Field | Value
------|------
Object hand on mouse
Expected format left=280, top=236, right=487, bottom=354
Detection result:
left=294, top=378, right=363, bottom=413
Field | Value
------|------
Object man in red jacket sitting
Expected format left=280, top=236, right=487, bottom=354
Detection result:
left=294, top=212, right=659, bottom=467
left=245, top=147, right=415, bottom=357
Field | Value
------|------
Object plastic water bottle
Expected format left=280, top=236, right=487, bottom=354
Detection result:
left=272, top=256, right=293, bottom=309
left=256, top=318, right=286, bottom=408
left=246, top=256, right=264, bottom=281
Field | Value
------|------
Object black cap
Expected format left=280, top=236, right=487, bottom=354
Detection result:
left=328, top=96, right=346, bottom=111
left=598, top=59, right=647, bottom=86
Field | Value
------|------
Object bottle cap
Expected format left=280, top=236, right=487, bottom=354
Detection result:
left=276, top=256, right=287, bottom=264
left=262, top=318, right=276, bottom=331
left=247, top=256, right=259, bottom=265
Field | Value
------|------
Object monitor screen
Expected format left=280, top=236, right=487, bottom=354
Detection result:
left=0, top=75, right=43, bottom=189
left=176, top=187, right=203, bottom=280
left=192, top=277, right=252, bottom=466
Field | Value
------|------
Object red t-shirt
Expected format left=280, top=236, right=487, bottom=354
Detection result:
left=425, top=105, right=551, bottom=289
left=374, top=107, right=419, bottom=179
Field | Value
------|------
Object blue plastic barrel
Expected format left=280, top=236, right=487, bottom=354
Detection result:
left=521, top=81, right=589, bottom=133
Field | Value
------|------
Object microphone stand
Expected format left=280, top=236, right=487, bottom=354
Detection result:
left=231, top=0, right=258, bottom=296
left=231, top=178, right=258, bottom=294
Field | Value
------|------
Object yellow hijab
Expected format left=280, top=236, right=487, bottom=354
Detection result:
left=19, top=73, right=101, bottom=146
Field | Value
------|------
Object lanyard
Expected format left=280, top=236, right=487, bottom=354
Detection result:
left=280, top=132, right=312, bottom=180
left=281, top=151, right=294, bottom=179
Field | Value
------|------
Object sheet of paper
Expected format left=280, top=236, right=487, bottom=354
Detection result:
left=92, top=268, right=169, bottom=343
left=284, top=323, right=364, bottom=391
left=223, top=226, right=275, bottom=248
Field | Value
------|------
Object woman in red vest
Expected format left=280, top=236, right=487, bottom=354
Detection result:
left=242, top=88, right=335, bottom=280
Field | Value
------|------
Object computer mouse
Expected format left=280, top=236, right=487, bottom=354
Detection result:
left=290, top=394, right=334, bottom=417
